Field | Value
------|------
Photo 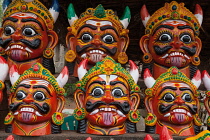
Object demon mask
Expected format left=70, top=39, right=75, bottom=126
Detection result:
left=0, top=0, right=59, bottom=74
left=144, top=66, right=201, bottom=136
left=73, top=56, right=140, bottom=135
left=140, top=1, right=203, bottom=79
left=65, top=4, right=130, bottom=76
left=4, top=63, right=68, bottom=136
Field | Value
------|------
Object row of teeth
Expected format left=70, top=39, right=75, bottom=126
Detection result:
left=13, top=107, right=42, bottom=116
left=90, top=50, right=104, bottom=54
left=5, top=45, right=33, bottom=53
left=163, top=109, right=192, bottom=117
left=161, top=52, right=190, bottom=59
left=90, top=107, right=125, bottom=117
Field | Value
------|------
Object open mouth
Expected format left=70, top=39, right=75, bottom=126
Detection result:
left=81, top=49, right=106, bottom=63
left=6, top=44, right=33, bottom=53
left=164, top=108, right=192, bottom=118
left=90, top=107, right=125, bottom=117
left=14, top=107, right=42, bottom=117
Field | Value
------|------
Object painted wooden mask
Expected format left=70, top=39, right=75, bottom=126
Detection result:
left=65, top=4, right=130, bottom=76
left=4, top=63, right=68, bottom=136
left=0, top=0, right=59, bottom=74
left=140, top=1, right=203, bottom=79
left=144, top=66, right=202, bottom=136
left=0, top=56, right=9, bottom=103
left=201, top=70, right=210, bottom=131
left=73, top=56, right=140, bottom=135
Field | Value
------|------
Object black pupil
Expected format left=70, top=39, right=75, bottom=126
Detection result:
left=182, top=35, right=190, bottom=42
left=35, top=92, right=44, bottom=100
left=25, top=28, right=33, bottom=35
left=104, top=35, right=113, bottom=43
left=113, top=90, right=122, bottom=97
left=93, top=88, right=102, bottom=97
left=16, top=92, right=24, bottom=100
left=183, top=94, right=191, bottom=102
left=82, top=34, right=91, bottom=42
left=160, top=34, right=170, bottom=41
left=164, top=93, right=173, bottom=102
left=5, top=27, right=12, bottom=35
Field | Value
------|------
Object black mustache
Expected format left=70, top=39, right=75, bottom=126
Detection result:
left=159, top=104, right=175, bottom=114
left=9, top=102, right=24, bottom=112
left=9, top=102, right=50, bottom=114
left=159, top=104, right=197, bottom=114
left=181, top=46, right=196, bottom=56
left=31, top=102, right=50, bottom=114
left=86, top=101, right=130, bottom=115
left=76, top=45, right=117, bottom=55
left=0, top=38, right=12, bottom=48
left=154, top=45, right=173, bottom=55
left=20, top=39, right=41, bottom=49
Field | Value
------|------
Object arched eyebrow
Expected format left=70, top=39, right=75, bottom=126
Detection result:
left=33, top=85, right=52, bottom=96
left=88, top=81, right=106, bottom=88
left=100, top=26, right=118, bottom=36
left=179, top=87, right=193, bottom=93
left=153, top=25, right=174, bottom=35
left=110, top=81, right=126, bottom=87
left=159, top=86, right=177, bottom=95
left=78, top=24, right=97, bottom=34
left=3, top=17, right=18, bottom=23
left=21, top=18, right=44, bottom=31
left=16, top=84, right=31, bottom=89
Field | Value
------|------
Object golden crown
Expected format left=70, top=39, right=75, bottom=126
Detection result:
left=145, top=1, right=200, bottom=35
left=10, top=63, right=65, bottom=96
left=69, top=4, right=129, bottom=36
left=76, top=56, right=140, bottom=93
left=3, top=0, right=54, bottom=30
left=145, top=66, right=199, bottom=97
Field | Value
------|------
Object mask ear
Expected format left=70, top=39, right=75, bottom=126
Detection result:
left=47, top=30, right=58, bottom=50
left=139, top=34, right=150, bottom=54
left=130, top=93, right=140, bottom=110
left=56, top=96, right=65, bottom=112
left=195, top=37, right=202, bottom=55
left=144, top=96, right=153, bottom=113
left=120, top=35, right=129, bottom=53
left=74, top=89, right=85, bottom=108
left=66, top=28, right=76, bottom=51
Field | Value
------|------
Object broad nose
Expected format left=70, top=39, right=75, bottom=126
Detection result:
left=102, top=87, right=114, bottom=104
left=171, top=36, right=183, bottom=49
left=174, top=96, right=185, bottom=105
left=91, top=35, right=102, bottom=46
left=11, top=30, right=22, bottom=41
left=23, top=94, right=33, bottom=104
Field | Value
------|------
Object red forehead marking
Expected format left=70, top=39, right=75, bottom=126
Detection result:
left=174, top=83, right=180, bottom=87
left=96, top=22, right=101, bottom=26
left=30, top=81, right=37, bottom=85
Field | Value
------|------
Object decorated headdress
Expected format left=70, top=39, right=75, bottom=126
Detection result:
left=141, top=1, right=203, bottom=35
left=9, top=63, right=68, bottom=95
left=76, top=56, right=140, bottom=93
left=2, top=0, right=60, bottom=30
left=144, top=66, right=201, bottom=97
left=67, top=3, right=131, bottom=35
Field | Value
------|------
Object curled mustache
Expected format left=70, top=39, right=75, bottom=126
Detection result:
left=86, top=101, right=130, bottom=115
left=159, top=103, right=197, bottom=115
left=76, top=45, right=117, bottom=55
left=154, top=45, right=172, bottom=55
left=20, top=39, right=41, bottom=49
left=181, top=46, right=196, bottom=56
left=9, top=102, right=50, bottom=114
left=0, top=38, right=12, bottom=48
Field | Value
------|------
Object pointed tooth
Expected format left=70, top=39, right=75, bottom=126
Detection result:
left=35, top=111, right=42, bottom=116
left=25, top=47, right=33, bottom=53
left=90, top=109, right=99, bottom=115
left=187, top=112, right=192, bottom=117
left=162, top=54, right=168, bottom=58
left=14, top=112, right=19, bottom=115
left=5, top=47, right=10, bottom=51
left=164, top=113, right=170, bottom=117
left=81, top=53, right=87, bottom=58
left=116, top=110, right=126, bottom=117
